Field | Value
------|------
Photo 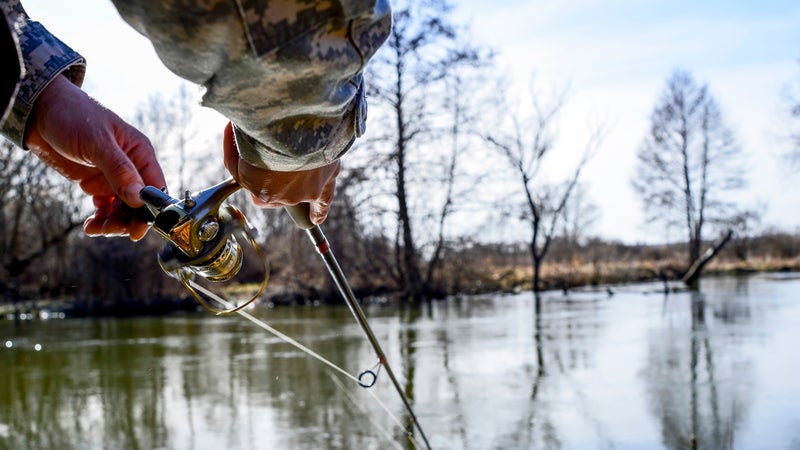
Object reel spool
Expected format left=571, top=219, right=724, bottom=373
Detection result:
left=138, top=178, right=269, bottom=314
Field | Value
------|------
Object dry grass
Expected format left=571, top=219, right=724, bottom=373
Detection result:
left=481, top=256, right=800, bottom=293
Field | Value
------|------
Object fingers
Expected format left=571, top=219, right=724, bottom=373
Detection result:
left=83, top=195, right=151, bottom=241
left=83, top=196, right=122, bottom=236
left=29, top=75, right=166, bottom=209
left=123, top=135, right=167, bottom=199
left=309, top=160, right=339, bottom=224
left=222, top=122, right=240, bottom=180
left=127, top=220, right=151, bottom=242
left=78, top=171, right=119, bottom=198
left=309, top=200, right=330, bottom=225
left=31, top=138, right=152, bottom=240
left=90, top=127, right=153, bottom=208
left=241, top=160, right=340, bottom=224
left=76, top=134, right=158, bottom=240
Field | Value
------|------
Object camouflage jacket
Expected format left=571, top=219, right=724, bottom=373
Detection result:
left=0, top=0, right=86, bottom=148
left=1, top=5, right=22, bottom=125
left=2, top=0, right=391, bottom=171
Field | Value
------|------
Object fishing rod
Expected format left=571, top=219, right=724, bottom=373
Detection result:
left=285, top=204, right=432, bottom=450
left=134, top=178, right=432, bottom=450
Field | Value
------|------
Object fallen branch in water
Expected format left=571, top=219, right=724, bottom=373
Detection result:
left=682, top=229, right=734, bottom=286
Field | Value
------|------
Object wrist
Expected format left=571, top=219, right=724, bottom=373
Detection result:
left=0, top=17, right=85, bottom=149
left=24, top=74, right=73, bottom=147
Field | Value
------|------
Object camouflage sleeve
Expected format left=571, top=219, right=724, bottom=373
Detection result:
left=111, top=0, right=390, bottom=172
left=1, top=7, right=22, bottom=124
left=0, top=0, right=86, bottom=148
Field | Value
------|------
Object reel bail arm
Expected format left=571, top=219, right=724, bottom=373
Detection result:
left=139, top=178, right=269, bottom=314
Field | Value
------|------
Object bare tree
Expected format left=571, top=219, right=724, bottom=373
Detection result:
left=786, top=61, right=800, bottom=166
left=483, top=80, right=604, bottom=292
left=560, top=182, right=600, bottom=247
left=422, top=71, right=493, bottom=292
left=363, top=0, right=489, bottom=301
left=556, top=182, right=600, bottom=263
left=0, top=140, right=83, bottom=300
left=133, top=83, right=199, bottom=193
left=633, top=70, right=746, bottom=279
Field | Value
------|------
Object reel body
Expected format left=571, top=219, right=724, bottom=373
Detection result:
left=139, top=178, right=268, bottom=314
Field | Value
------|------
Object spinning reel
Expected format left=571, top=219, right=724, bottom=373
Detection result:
left=136, top=178, right=268, bottom=314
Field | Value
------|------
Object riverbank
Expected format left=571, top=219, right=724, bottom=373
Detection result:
left=3, top=256, right=798, bottom=319
left=490, top=256, right=800, bottom=293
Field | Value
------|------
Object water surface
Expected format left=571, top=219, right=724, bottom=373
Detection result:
left=2, top=274, right=799, bottom=449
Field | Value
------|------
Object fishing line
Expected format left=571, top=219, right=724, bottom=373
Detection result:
left=188, top=281, right=426, bottom=450
left=326, top=372, right=405, bottom=450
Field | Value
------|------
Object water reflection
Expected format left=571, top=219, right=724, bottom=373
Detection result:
left=425, top=292, right=609, bottom=450
left=1, top=311, right=403, bottom=450
left=642, top=275, right=770, bottom=450
left=2, top=275, right=800, bottom=449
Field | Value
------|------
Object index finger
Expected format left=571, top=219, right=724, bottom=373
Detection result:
left=126, top=137, right=167, bottom=194
left=99, top=126, right=166, bottom=207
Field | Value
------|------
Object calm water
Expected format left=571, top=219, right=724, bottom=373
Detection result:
left=2, top=274, right=800, bottom=450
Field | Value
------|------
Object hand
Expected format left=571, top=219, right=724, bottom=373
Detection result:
left=222, top=122, right=340, bottom=224
left=24, top=75, right=167, bottom=241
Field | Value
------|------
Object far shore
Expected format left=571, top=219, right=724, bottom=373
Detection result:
left=2, top=256, right=798, bottom=320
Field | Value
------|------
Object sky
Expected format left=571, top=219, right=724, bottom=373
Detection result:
left=21, top=0, right=800, bottom=244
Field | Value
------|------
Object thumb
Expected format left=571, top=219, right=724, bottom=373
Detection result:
left=309, top=200, right=330, bottom=225
left=222, top=122, right=240, bottom=180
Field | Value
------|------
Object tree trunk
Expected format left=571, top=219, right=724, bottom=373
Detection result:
left=682, top=229, right=733, bottom=287
left=531, top=241, right=542, bottom=293
left=395, top=122, right=424, bottom=302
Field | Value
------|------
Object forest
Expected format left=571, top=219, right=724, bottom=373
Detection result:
left=2, top=0, right=799, bottom=316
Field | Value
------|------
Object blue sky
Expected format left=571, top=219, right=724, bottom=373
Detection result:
left=22, top=0, right=800, bottom=243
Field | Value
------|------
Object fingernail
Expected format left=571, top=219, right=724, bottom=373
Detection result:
left=124, top=184, right=145, bottom=204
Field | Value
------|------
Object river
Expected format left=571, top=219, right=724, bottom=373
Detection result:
left=2, top=274, right=799, bottom=449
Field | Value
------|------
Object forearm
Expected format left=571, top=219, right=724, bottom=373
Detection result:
left=0, top=0, right=85, bottom=148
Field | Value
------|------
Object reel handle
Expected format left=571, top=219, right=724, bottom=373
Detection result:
left=120, top=203, right=156, bottom=224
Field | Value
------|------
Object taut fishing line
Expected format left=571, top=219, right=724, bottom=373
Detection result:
left=326, top=372, right=405, bottom=450
left=188, top=281, right=425, bottom=450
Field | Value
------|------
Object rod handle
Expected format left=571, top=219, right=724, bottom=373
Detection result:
left=284, top=203, right=315, bottom=230
left=120, top=203, right=156, bottom=223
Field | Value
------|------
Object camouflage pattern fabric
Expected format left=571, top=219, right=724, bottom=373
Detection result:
left=1, top=6, right=21, bottom=125
left=111, top=0, right=392, bottom=171
left=2, top=0, right=390, bottom=172
left=0, top=0, right=86, bottom=148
